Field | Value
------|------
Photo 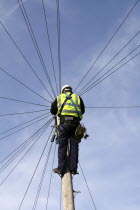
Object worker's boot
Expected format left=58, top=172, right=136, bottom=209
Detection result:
left=53, top=168, right=63, bottom=174
left=71, top=170, right=79, bottom=175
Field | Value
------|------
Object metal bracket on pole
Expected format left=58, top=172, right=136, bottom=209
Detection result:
left=73, top=190, right=81, bottom=198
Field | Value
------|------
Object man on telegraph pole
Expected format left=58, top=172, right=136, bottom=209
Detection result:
left=50, top=85, right=85, bottom=175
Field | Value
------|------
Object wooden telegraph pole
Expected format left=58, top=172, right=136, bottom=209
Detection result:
left=57, top=116, right=75, bottom=210
left=61, top=148, right=75, bottom=210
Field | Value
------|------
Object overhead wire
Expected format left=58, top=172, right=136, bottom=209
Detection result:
left=56, top=0, right=62, bottom=93
left=79, top=162, right=97, bottom=210
left=0, top=127, right=47, bottom=185
left=17, top=123, right=54, bottom=210
left=74, top=0, right=140, bottom=92
left=78, top=30, right=140, bottom=95
left=0, top=20, right=52, bottom=99
left=86, top=106, right=140, bottom=109
left=0, top=113, right=51, bottom=142
left=17, top=0, right=56, bottom=99
left=18, top=0, right=55, bottom=99
left=0, top=109, right=49, bottom=117
left=0, top=96, right=50, bottom=107
left=0, top=112, right=50, bottom=135
left=32, top=139, right=54, bottom=210
left=0, top=119, right=53, bottom=173
left=0, top=67, right=50, bottom=103
left=80, top=46, right=140, bottom=95
left=46, top=143, right=56, bottom=210
left=0, top=119, right=53, bottom=174
left=0, top=118, right=53, bottom=186
left=0, top=0, right=139, bottom=209
left=41, top=0, right=59, bottom=95
left=4, top=0, right=140, bottom=208
left=0, top=120, right=51, bottom=165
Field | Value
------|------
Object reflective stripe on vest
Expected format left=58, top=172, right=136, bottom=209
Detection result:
left=58, top=103, right=81, bottom=108
left=57, top=93, right=82, bottom=119
left=61, top=110, right=82, bottom=115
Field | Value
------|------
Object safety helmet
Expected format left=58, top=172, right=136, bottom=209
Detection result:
left=61, top=85, right=72, bottom=93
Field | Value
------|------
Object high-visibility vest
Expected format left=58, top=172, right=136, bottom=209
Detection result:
left=57, top=92, right=82, bottom=119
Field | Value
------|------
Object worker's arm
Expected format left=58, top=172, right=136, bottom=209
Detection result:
left=50, top=98, right=58, bottom=115
left=79, top=96, right=85, bottom=114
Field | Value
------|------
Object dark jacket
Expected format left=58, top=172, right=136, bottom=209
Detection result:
left=50, top=94, right=85, bottom=116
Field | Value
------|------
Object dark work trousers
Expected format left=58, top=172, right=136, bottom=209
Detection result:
left=58, top=123, right=79, bottom=172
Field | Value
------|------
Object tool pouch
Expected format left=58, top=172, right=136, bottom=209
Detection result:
left=74, top=123, right=86, bottom=143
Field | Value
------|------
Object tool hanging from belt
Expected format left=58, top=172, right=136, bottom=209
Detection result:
left=51, top=116, right=59, bottom=144
left=74, top=123, right=89, bottom=143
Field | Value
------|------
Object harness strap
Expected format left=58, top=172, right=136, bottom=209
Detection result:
left=58, top=92, right=72, bottom=117
left=65, top=93, right=80, bottom=118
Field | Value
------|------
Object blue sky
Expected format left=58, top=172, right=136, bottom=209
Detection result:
left=0, top=0, right=140, bottom=209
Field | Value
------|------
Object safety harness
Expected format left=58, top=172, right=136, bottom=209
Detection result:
left=57, top=92, right=89, bottom=142
left=58, top=92, right=73, bottom=117
left=65, top=93, right=80, bottom=118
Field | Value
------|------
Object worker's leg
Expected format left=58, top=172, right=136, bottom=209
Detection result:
left=58, top=125, right=69, bottom=172
left=69, top=135, right=79, bottom=171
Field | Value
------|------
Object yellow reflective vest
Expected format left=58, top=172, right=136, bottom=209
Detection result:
left=57, top=92, right=82, bottom=119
